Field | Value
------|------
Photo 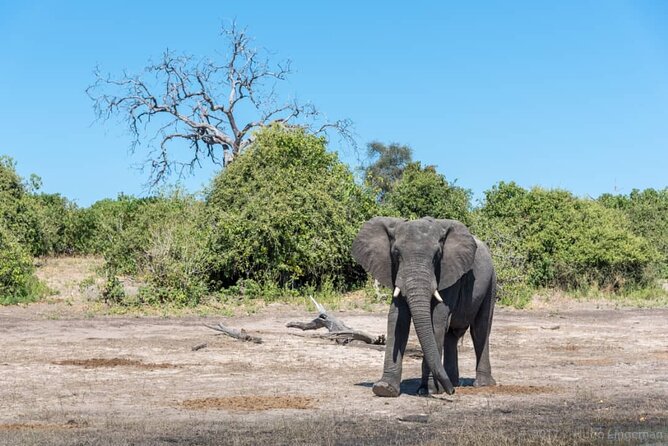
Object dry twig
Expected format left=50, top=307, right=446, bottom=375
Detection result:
left=287, top=296, right=385, bottom=345
left=205, top=323, right=263, bottom=344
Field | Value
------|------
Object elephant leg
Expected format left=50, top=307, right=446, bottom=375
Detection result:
left=443, top=330, right=460, bottom=387
left=373, top=297, right=411, bottom=397
left=418, top=301, right=447, bottom=395
left=470, top=288, right=496, bottom=387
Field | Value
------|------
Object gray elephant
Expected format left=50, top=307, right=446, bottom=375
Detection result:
left=352, top=216, right=496, bottom=397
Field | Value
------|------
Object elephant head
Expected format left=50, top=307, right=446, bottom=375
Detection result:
left=352, top=216, right=477, bottom=395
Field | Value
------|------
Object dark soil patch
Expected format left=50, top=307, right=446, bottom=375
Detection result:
left=456, top=384, right=555, bottom=395
left=181, top=395, right=316, bottom=411
left=53, top=358, right=178, bottom=369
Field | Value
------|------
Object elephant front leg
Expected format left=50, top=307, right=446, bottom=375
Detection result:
left=373, top=297, right=411, bottom=397
left=418, top=301, right=447, bottom=396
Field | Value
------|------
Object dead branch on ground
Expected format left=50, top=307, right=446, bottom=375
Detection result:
left=205, top=322, right=263, bottom=344
left=287, top=297, right=385, bottom=345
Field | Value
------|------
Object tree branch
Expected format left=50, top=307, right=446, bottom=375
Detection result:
left=287, top=297, right=385, bottom=345
left=87, top=22, right=354, bottom=188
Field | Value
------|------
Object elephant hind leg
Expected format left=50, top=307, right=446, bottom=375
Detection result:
left=470, top=282, right=496, bottom=387
left=443, top=330, right=460, bottom=386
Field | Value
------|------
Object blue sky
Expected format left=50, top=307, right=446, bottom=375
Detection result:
left=1, top=1, right=667, bottom=206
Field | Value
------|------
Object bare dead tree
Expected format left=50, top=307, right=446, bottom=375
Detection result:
left=87, top=22, right=354, bottom=186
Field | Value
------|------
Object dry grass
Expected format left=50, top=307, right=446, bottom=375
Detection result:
left=1, top=411, right=665, bottom=446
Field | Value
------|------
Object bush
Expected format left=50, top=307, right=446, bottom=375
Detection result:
left=85, top=191, right=210, bottom=306
left=0, top=225, right=46, bottom=305
left=470, top=211, right=533, bottom=308
left=28, top=193, right=84, bottom=255
left=81, top=194, right=153, bottom=271
left=0, top=156, right=89, bottom=257
left=0, top=156, right=44, bottom=256
left=480, top=182, right=659, bottom=291
left=383, top=162, right=471, bottom=224
left=207, top=125, right=377, bottom=289
left=82, top=193, right=199, bottom=274
left=599, top=188, right=668, bottom=278
left=136, top=197, right=209, bottom=305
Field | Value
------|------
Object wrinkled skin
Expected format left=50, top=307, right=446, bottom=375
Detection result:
left=352, top=217, right=496, bottom=397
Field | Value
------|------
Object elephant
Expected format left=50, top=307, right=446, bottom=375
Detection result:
left=352, top=216, right=496, bottom=397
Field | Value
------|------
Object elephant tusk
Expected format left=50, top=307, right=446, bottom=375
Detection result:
left=433, top=290, right=443, bottom=303
left=393, top=287, right=401, bottom=298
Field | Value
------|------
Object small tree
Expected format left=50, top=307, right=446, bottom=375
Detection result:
left=383, top=162, right=471, bottom=223
left=363, top=142, right=412, bottom=201
left=88, top=23, right=352, bottom=186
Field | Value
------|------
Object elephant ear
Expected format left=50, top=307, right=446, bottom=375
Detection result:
left=352, top=217, right=404, bottom=288
left=437, top=219, right=477, bottom=289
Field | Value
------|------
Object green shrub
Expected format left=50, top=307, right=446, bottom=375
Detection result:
left=101, top=270, right=126, bottom=305
left=82, top=194, right=155, bottom=272
left=87, top=191, right=210, bottom=306
left=0, top=156, right=88, bottom=257
left=480, top=182, right=659, bottom=291
left=599, top=188, right=668, bottom=278
left=135, top=197, right=209, bottom=306
left=0, top=225, right=46, bottom=305
left=383, top=162, right=471, bottom=224
left=207, top=125, right=377, bottom=290
left=28, top=193, right=84, bottom=255
left=0, top=156, right=44, bottom=256
left=82, top=193, right=200, bottom=273
left=470, top=210, right=533, bottom=308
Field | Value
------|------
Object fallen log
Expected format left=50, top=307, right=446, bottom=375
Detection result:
left=205, top=322, right=263, bottom=344
left=287, top=296, right=385, bottom=345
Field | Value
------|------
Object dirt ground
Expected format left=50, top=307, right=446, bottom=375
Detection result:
left=0, top=259, right=667, bottom=445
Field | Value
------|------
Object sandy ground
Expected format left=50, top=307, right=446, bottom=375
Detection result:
left=0, top=259, right=667, bottom=445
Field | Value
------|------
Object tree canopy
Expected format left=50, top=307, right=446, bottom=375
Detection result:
left=363, top=141, right=413, bottom=201
left=383, top=161, right=471, bottom=224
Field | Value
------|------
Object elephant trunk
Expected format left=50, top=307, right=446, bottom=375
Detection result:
left=405, top=278, right=455, bottom=395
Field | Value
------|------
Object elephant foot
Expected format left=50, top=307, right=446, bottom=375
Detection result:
left=473, top=373, right=496, bottom=387
left=372, top=380, right=400, bottom=397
